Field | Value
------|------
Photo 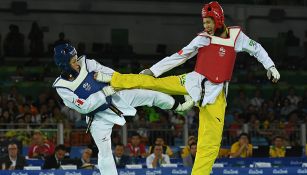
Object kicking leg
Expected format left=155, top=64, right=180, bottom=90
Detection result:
left=111, top=72, right=188, bottom=95
left=118, top=89, right=176, bottom=109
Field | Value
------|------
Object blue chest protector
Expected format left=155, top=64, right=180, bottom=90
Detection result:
left=74, top=72, right=112, bottom=113
left=53, top=58, right=111, bottom=114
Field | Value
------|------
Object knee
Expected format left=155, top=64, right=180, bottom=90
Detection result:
left=197, top=145, right=220, bottom=156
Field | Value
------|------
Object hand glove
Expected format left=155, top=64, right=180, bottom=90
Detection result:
left=102, top=86, right=116, bottom=97
left=139, top=69, right=154, bottom=76
left=267, top=66, right=280, bottom=83
left=95, top=72, right=112, bottom=83
left=175, top=95, right=194, bottom=112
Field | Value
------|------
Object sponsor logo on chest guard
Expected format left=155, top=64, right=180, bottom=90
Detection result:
left=219, top=47, right=226, bottom=57
left=83, top=82, right=91, bottom=91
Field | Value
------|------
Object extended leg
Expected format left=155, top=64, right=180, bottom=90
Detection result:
left=111, top=72, right=188, bottom=95
left=118, top=89, right=178, bottom=109
left=191, top=91, right=226, bottom=175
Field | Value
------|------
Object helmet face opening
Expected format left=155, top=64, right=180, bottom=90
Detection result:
left=201, top=1, right=224, bottom=32
left=54, top=43, right=77, bottom=74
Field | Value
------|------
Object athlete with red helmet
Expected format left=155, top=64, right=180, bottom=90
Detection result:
left=96, top=1, right=280, bottom=174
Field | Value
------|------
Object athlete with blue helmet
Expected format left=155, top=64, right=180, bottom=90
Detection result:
left=52, top=43, right=194, bottom=175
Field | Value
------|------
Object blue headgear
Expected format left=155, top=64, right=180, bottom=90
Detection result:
left=54, top=43, right=77, bottom=74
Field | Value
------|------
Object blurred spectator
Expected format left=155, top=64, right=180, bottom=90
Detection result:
left=37, top=103, right=51, bottom=124
left=35, top=92, right=48, bottom=108
left=228, top=111, right=243, bottom=139
left=146, top=145, right=170, bottom=168
left=230, top=133, right=253, bottom=158
left=148, top=137, right=173, bottom=157
left=280, top=98, right=297, bottom=117
left=74, top=148, right=94, bottom=169
left=183, top=142, right=197, bottom=167
left=249, top=89, right=264, bottom=110
left=271, top=89, right=284, bottom=108
left=284, top=112, right=300, bottom=145
left=51, top=106, right=66, bottom=123
left=28, top=21, right=44, bottom=57
left=286, top=87, right=301, bottom=105
left=269, top=136, right=286, bottom=158
left=16, top=104, right=36, bottom=125
left=232, top=89, right=250, bottom=111
left=0, top=131, right=23, bottom=155
left=3, top=131, right=23, bottom=152
left=125, top=133, right=147, bottom=159
left=171, top=113, right=185, bottom=128
left=111, top=132, right=122, bottom=147
left=247, top=113, right=260, bottom=131
left=3, top=24, right=25, bottom=56
left=0, top=109, right=13, bottom=127
left=54, top=32, right=70, bottom=46
left=286, top=30, right=300, bottom=47
left=113, top=143, right=131, bottom=169
left=8, top=85, right=24, bottom=105
left=6, top=100, right=19, bottom=121
left=181, top=136, right=196, bottom=158
left=42, top=144, right=66, bottom=169
left=28, top=131, right=55, bottom=159
left=0, top=143, right=26, bottom=170
left=218, top=147, right=230, bottom=158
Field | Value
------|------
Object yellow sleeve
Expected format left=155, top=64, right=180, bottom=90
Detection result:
left=181, top=146, right=190, bottom=158
left=166, top=146, right=174, bottom=157
left=230, top=142, right=239, bottom=154
left=248, top=144, right=253, bottom=157
left=269, top=146, right=276, bottom=157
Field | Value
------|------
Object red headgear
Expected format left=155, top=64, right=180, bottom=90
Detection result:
left=201, top=1, right=224, bottom=31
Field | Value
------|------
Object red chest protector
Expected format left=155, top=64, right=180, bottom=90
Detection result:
left=195, top=27, right=241, bottom=83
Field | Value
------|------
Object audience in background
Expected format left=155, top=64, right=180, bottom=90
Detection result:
left=269, top=136, right=286, bottom=158
left=3, top=24, right=25, bottom=57
left=28, top=22, right=44, bottom=58
left=1, top=131, right=23, bottom=154
left=0, top=143, right=26, bottom=170
left=54, top=32, right=70, bottom=47
left=28, top=131, right=55, bottom=159
left=148, top=137, right=173, bottom=157
left=232, top=89, right=250, bottom=111
left=42, top=144, right=66, bottom=169
left=74, top=148, right=94, bottom=169
left=230, top=133, right=253, bottom=158
left=280, top=98, right=297, bottom=117
left=183, top=142, right=197, bottom=167
left=249, top=89, right=264, bottom=110
left=113, top=143, right=131, bottom=169
left=181, top=136, right=196, bottom=158
left=146, top=145, right=170, bottom=168
left=126, top=133, right=147, bottom=159
left=286, top=30, right=300, bottom=47
left=287, top=87, right=301, bottom=105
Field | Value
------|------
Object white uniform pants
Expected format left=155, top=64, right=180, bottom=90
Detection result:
left=90, top=89, right=175, bottom=175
